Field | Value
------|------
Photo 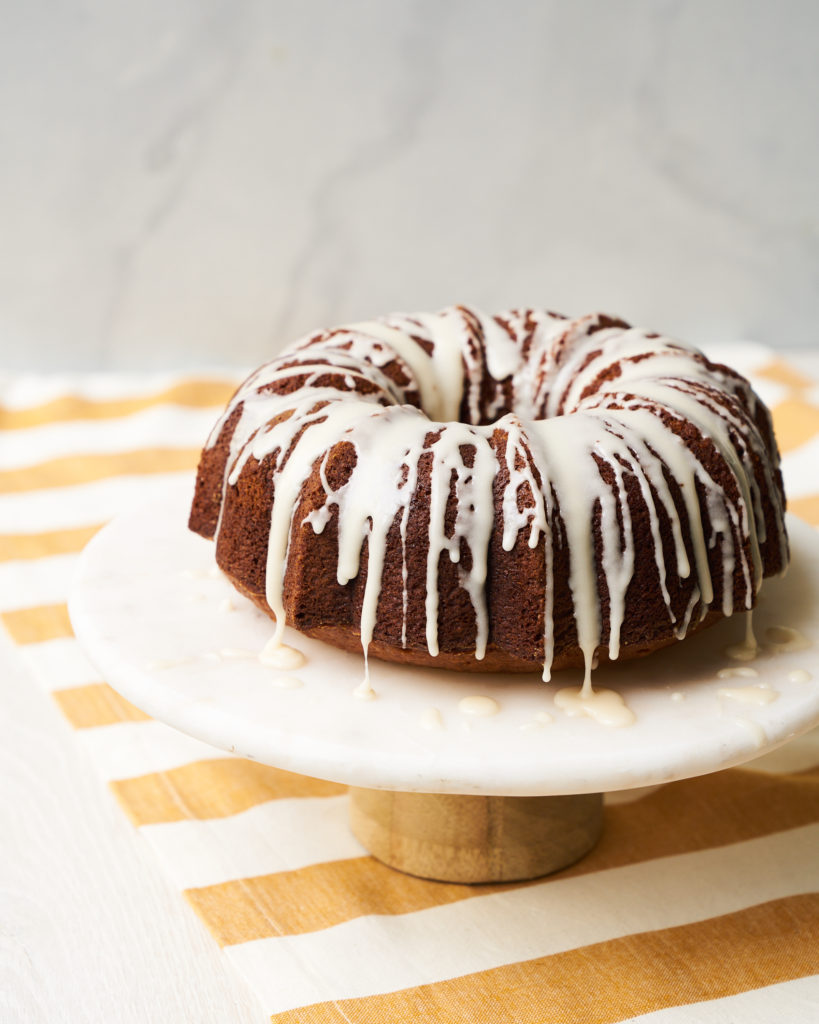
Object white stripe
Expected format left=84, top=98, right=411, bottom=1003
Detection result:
left=226, top=824, right=819, bottom=1015
left=786, top=352, right=819, bottom=383
left=20, top=637, right=102, bottom=691
left=0, top=405, right=218, bottom=470
left=782, top=437, right=819, bottom=498
left=697, top=341, right=774, bottom=377
left=744, top=377, right=788, bottom=411
left=0, top=370, right=240, bottom=410
left=0, top=471, right=193, bottom=532
left=0, top=553, right=78, bottom=611
left=625, top=976, right=819, bottom=1023
left=78, top=719, right=230, bottom=781
left=142, top=796, right=364, bottom=890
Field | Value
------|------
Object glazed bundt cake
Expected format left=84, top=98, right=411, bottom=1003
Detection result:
left=189, top=306, right=788, bottom=685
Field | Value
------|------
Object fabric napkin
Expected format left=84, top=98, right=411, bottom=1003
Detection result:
left=1, top=348, right=818, bottom=1022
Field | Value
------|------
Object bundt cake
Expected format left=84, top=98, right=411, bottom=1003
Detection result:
left=189, top=306, right=788, bottom=687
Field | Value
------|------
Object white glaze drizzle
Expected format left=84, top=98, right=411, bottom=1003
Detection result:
left=554, top=686, right=635, bottom=727
left=520, top=710, right=554, bottom=731
left=718, top=684, right=778, bottom=706
left=716, top=666, right=759, bottom=680
left=272, top=675, right=304, bottom=689
left=259, top=637, right=306, bottom=670
left=204, top=306, right=788, bottom=689
left=353, top=678, right=377, bottom=701
left=419, top=706, right=445, bottom=731
left=218, top=647, right=255, bottom=659
left=764, top=625, right=810, bottom=651
left=725, top=611, right=759, bottom=662
left=735, top=717, right=767, bottom=748
left=458, top=695, right=501, bottom=716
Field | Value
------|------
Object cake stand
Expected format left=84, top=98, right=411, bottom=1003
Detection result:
left=69, top=481, right=819, bottom=883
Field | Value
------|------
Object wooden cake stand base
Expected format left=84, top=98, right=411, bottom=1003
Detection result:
left=349, top=788, right=603, bottom=883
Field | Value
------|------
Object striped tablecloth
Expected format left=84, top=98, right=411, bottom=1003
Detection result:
left=2, top=348, right=819, bottom=1022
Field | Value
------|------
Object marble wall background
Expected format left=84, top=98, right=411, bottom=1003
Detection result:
left=2, top=0, right=817, bottom=370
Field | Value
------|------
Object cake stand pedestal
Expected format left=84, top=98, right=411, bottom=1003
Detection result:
left=69, top=482, right=819, bottom=884
left=348, top=789, right=602, bottom=882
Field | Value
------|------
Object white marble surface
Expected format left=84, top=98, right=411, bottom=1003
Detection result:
left=2, top=1, right=818, bottom=371
left=70, top=482, right=819, bottom=796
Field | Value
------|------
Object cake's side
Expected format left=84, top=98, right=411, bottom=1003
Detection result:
left=190, top=307, right=788, bottom=682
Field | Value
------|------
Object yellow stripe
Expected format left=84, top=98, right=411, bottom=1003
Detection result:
left=110, top=759, right=346, bottom=827
left=0, top=448, right=201, bottom=493
left=0, top=379, right=238, bottom=430
left=590, top=763, right=819, bottom=870
left=280, top=893, right=819, bottom=1024
left=771, top=397, right=819, bottom=454
left=186, top=856, right=454, bottom=945
left=1, top=602, right=73, bottom=644
left=755, top=359, right=815, bottom=392
left=186, top=768, right=819, bottom=943
left=789, top=494, right=819, bottom=527
left=53, top=682, right=150, bottom=728
left=0, top=523, right=103, bottom=562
